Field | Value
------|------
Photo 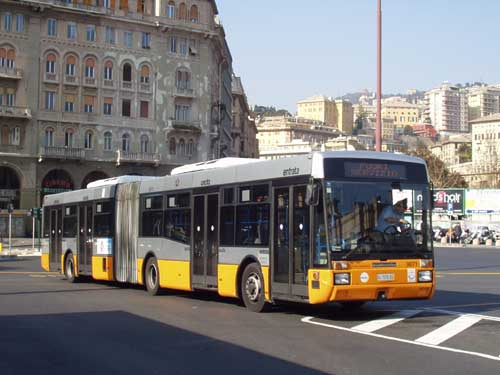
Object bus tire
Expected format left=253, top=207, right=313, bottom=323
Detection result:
left=241, top=262, right=267, bottom=312
left=145, top=257, right=161, bottom=296
left=64, top=253, right=77, bottom=283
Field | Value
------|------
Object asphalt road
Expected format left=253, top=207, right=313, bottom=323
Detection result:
left=0, top=247, right=499, bottom=375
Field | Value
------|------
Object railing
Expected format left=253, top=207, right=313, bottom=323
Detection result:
left=84, top=77, right=96, bottom=86
left=63, top=75, right=77, bottom=85
left=117, top=151, right=160, bottom=165
left=139, top=83, right=151, bottom=93
left=41, top=146, right=85, bottom=160
left=175, top=86, right=195, bottom=97
left=0, top=67, right=22, bottom=79
left=122, top=81, right=133, bottom=90
left=45, top=73, right=58, bottom=82
left=0, top=105, right=31, bottom=119
left=172, top=120, right=202, bottom=133
left=103, top=79, right=115, bottom=88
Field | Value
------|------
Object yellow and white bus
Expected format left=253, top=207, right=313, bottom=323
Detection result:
left=41, top=151, right=435, bottom=312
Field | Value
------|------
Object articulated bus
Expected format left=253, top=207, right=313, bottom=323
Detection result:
left=41, top=151, right=435, bottom=312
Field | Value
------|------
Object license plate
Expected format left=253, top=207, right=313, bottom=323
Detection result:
left=377, top=273, right=395, bottom=282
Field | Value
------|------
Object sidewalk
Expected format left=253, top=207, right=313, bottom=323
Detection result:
left=0, top=238, right=42, bottom=260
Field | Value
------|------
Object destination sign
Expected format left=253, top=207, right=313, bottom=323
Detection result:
left=344, top=162, right=407, bottom=179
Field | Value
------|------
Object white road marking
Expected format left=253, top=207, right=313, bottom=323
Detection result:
left=423, top=307, right=500, bottom=323
left=351, top=310, right=421, bottom=333
left=302, top=316, right=500, bottom=362
left=415, top=315, right=483, bottom=345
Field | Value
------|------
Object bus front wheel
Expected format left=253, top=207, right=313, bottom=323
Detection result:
left=145, top=257, right=161, bottom=296
left=241, top=263, right=267, bottom=312
left=64, top=253, right=77, bottom=283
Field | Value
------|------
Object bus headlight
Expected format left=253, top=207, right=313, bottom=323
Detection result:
left=334, top=273, right=350, bottom=285
left=418, top=270, right=433, bottom=283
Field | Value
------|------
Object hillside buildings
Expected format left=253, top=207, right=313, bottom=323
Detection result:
left=424, top=83, right=468, bottom=134
left=467, top=85, right=500, bottom=121
left=297, top=95, right=353, bottom=134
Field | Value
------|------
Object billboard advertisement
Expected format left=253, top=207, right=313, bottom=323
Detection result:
left=416, top=189, right=464, bottom=214
left=465, top=189, right=500, bottom=214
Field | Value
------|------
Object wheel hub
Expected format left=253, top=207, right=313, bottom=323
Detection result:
left=245, top=272, right=261, bottom=302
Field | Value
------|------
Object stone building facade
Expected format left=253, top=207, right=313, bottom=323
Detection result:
left=231, top=75, right=257, bottom=158
left=0, top=0, right=234, bottom=220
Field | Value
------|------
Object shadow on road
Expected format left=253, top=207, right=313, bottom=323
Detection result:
left=0, top=311, right=331, bottom=375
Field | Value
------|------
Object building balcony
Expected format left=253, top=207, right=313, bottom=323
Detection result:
left=139, top=83, right=152, bottom=93
left=83, top=77, right=97, bottom=87
left=40, top=146, right=85, bottom=161
left=0, top=67, right=22, bottom=80
left=63, top=75, right=79, bottom=86
left=116, top=151, right=160, bottom=166
left=171, top=120, right=202, bottom=134
left=174, top=86, right=195, bottom=98
left=103, top=79, right=115, bottom=89
left=44, top=73, right=59, bottom=83
left=121, top=81, right=135, bottom=91
left=0, top=105, right=31, bottom=119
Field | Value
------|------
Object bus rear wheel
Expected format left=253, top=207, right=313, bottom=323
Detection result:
left=241, top=263, right=267, bottom=312
left=145, top=257, right=161, bottom=296
left=64, top=253, right=77, bottom=283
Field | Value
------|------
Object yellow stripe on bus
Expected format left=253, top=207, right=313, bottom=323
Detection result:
left=158, top=260, right=191, bottom=291
left=41, top=253, right=50, bottom=272
left=92, top=256, right=114, bottom=281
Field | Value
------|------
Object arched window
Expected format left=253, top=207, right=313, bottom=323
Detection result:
left=104, top=60, right=113, bottom=80
left=122, top=63, right=132, bottom=82
left=64, top=128, right=74, bottom=148
left=44, top=127, right=54, bottom=147
left=0, top=48, right=6, bottom=67
left=6, top=49, right=15, bottom=68
left=176, top=70, right=191, bottom=89
left=122, top=133, right=130, bottom=152
left=65, top=55, right=76, bottom=76
left=189, top=5, right=198, bottom=23
left=167, top=1, right=175, bottom=18
left=104, top=131, right=112, bottom=151
left=178, top=2, right=187, bottom=20
left=187, top=139, right=194, bottom=156
left=140, top=65, right=150, bottom=83
left=178, top=138, right=185, bottom=156
left=140, top=134, right=149, bottom=153
left=84, top=130, right=93, bottom=149
left=169, top=137, right=176, bottom=155
left=85, top=57, right=96, bottom=78
left=46, top=53, right=56, bottom=74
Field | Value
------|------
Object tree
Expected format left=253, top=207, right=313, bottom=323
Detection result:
left=411, top=146, right=468, bottom=188
left=353, top=104, right=367, bottom=136
left=457, top=143, right=472, bottom=163
left=403, top=125, right=414, bottom=136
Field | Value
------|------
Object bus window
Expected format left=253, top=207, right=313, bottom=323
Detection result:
left=313, top=193, right=328, bottom=267
left=142, top=195, right=163, bottom=237
left=94, top=201, right=114, bottom=237
left=223, top=187, right=234, bottom=204
left=164, top=193, right=190, bottom=244
left=63, top=205, right=77, bottom=237
left=43, top=207, right=50, bottom=238
left=220, top=206, right=235, bottom=246
left=236, top=204, right=269, bottom=246
left=239, top=185, right=269, bottom=203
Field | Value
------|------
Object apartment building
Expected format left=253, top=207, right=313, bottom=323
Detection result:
left=0, top=0, right=234, bottom=217
left=381, top=99, right=420, bottom=134
left=297, top=95, right=353, bottom=133
left=231, top=75, right=258, bottom=158
left=424, top=83, right=468, bottom=134
left=430, top=135, right=471, bottom=167
left=467, top=85, right=500, bottom=121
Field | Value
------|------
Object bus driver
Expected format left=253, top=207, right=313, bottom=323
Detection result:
left=376, top=199, right=410, bottom=233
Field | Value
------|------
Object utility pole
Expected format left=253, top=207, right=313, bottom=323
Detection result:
left=376, top=0, right=382, bottom=152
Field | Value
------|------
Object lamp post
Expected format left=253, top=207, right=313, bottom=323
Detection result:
left=376, top=0, right=382, bottom=152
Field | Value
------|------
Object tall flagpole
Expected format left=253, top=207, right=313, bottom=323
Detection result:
left=376, top=0, right=382, bottom=152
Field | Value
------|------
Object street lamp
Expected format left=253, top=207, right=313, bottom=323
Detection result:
left=376, top=0, right=382, bottom=152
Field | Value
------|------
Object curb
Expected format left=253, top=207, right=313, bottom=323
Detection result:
left=0, top=255, right=18, bottom=261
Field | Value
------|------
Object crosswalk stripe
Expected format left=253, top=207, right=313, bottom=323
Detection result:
left=415, top=315, right=483, bottom=346
left=351, top=310, right=421, bottom=333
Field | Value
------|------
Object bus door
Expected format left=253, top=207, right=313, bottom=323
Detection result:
left=272, top=186, right=309, bottom=298
left=49, top=208, right=63, bottom=271
left=192, top=193, right=219, bottom=288
left=78, top=203, right=93, bottom=274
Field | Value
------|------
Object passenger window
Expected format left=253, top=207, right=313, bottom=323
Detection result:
left=164, top=193, right=191, bottom=244
left=63, top=205, right=77, bottom=237
left=142, top=195, right=163, bottom=237
left=236, top=204, right=269, bottom=246
left=220, top=206, right=235, bottom=246
left=94, top=201, right=114, bottom=237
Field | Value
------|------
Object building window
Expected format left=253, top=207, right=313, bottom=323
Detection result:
left=124, top=31, right=132, bottom=48
left=86, top=25, right=96, bottom=42
left=187, top=139, right=194, bottom=156
left=46, top=53, right=56, bottom=74
left=104, top=61, right=113, bottom=80
left=45, top=92, right=56, bottom=110
left=45, top=128, right=54, bottom=147
left=122, top=63, right=132, bottom=82
left=175, top=104, right=191, bottom=121
left=190, top=5, right=198, bottom=23
left=65, top=56, right=76, bottom=76
left=122, top=133, right=130, bottom=152
left=84, top=130, right=93, bottom=149
left=176, top=70, right=191, bottom=89
left=104, top=131, right=112, bottom=151
left=170, top=36, right=177, bottom=53
left=103, top=0, right=112, bottom=8
left=9, top=127, right=20, bottom=145
left=169, top=137, right=176, bottom=155
left=140, top=134, right=149, bottom=153
left=178, top=138, right=185, bottom=156
left=105, top=26, right=115, bottom=44
left=48, top=19, right=57, bottom=36
left=64, top=129, right=74, bottom=148
left=3, top=13, right=12, bottom=32
left=15, top=15, right=24, bottom=33
left=122, top=99, right=131, bottom=117
left=140, top=101, right=149, bottom=118
left=67, top=22, right=76, bottom=40
left=140, top=65, right=150, bottom=83
left=178, top=3, right=187, bottom=19
left=84, top=58, right=95, bottom=78
left=141, top=32, right=151, bottom=49
left=6, top=92, right=14, bottom=106
left=84, top=95, right=94, bottom=113
left=103, top=97, right=113, bottom=115
left=119, top=0, right=129, bottom=11
left=64, top=96, right=75, bottom=112
left=179, top=38, right=187, bottom=55
left=167, top=1, right=175, bottom=18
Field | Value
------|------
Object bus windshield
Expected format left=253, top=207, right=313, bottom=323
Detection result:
left=323, top=180, right=433, bottom=260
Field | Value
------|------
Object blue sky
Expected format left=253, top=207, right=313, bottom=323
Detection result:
left=217, top=0, right=500, bottom=112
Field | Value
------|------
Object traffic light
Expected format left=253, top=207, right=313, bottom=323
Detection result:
left=33, top=207, right=41, bottom=220
left=7, top=204, right=14, bottom=214
left=27, top=208, right=33, bottom=217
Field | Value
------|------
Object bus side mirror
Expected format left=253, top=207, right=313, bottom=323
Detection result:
left=306, top=183, right=319, bottom=206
